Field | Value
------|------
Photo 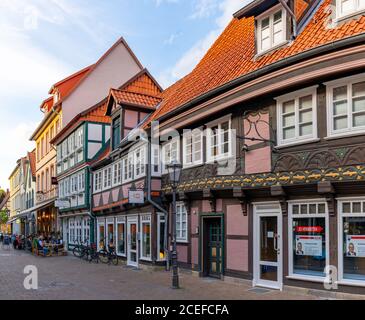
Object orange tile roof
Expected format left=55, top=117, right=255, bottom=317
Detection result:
left=107, top=69, right=163, bottom=112
left=150, top=0, right=365, bottom=123
left=110, top=90, right=162, bottom=109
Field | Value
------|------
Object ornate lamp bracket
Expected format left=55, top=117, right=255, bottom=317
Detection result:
left=238, top=110, right=278, bottom=152
left=233, top=187, right=248, bottom=216
left=203, top=189, right=216, bottom=213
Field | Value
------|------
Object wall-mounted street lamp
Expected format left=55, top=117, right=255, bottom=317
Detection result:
left=166, top=160, right=182, bottom=289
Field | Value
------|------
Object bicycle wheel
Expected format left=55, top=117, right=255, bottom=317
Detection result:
left=73, top=246, right=82, bottom=258
left=99, top=249, right=109, bottom=264
left=111, top=253, right=118, bottom=266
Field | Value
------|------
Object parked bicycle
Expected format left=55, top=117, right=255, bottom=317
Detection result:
left=72, top=238, right=90, bottom=260
left=98, top=245, right=118, bottom=265
left=87, top=243, right=100, bottom=264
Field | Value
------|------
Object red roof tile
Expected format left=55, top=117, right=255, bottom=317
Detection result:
left=110, top=90, right=162, bottom=109
left=149, top=0, right=365, bottom=123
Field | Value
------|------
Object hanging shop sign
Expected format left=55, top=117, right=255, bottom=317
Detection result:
left=295, top=235, right=322, bottom=256
left=346, top=235, right=365, bottom=257
left=55, top=199, right=70, bottom=209
left=128, top=190, right=145, bottom=204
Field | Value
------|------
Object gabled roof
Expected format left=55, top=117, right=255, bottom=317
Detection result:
left=53, top=37, right=144, bottom=110
left=106, top=69, right=163, bottom=115
left=109, top=90, right=162, bottom=110
left=148, top=0, right=365, bottom=124
left=0, top=191, right=10, bottom=211
left=28, top=150, right=36, bottom=179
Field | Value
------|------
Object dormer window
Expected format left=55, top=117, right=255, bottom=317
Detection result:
left=336, top=0, right=365, bottom=20
left=256, top=5, right=287, bottom=55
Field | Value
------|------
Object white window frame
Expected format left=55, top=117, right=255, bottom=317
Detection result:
left=116, top=216, right=126, bottom=257
left=134, top=145, right=146, bottom=179
left=103, top=166, right=112, bottom=190
left=176, top=202, right=188, bottom=243
left=140, top=214, right=152, bottom=261
left=325, top=73, right=365, bottom=138
left=183, top=128, right=203, bottom=168
left=276, top=86, right=318, bottom=147
left=337, top=197, right=365, bottom=286
left=162, top=137, right=180, bottom=173
left=206, top=114, right=232, bottom=162
left=112, top=161, right=122, bottom=187
left=336, top=0, right=365, bottom=20
left=157, top=213, right=166, bottom=261
left=122, top=157, right=131, bottom=183
left=93, top=170, right=102, bottom=193
left=256, top=4, right=287, bottom=55
left=287, top=200, right=329, bottom=282
left=69, top=218, right=75, bottom=244
left=151, top=144, right=161, bottom=176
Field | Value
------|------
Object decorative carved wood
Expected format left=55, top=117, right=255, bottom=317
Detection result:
left=203, top=188, right=216, bottom=213
left=233, top=187, right=248, bottom=216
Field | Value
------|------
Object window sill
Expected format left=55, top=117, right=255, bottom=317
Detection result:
left=334, top=9, right=365, bottom=24
left=276, top=138, right=320, bottom=149
left=255, top=40, right=290, bottom=59
left=176, top=240, right=189, bottom=244
left=140, top=257, right=152, bottom=262
left=337, top=279, right=365, bottom=287
left=324, top=131, right=365, bottom=141
left=183, top=162, right=204, bottom=170
left=286, top=274, right=325, bottom=283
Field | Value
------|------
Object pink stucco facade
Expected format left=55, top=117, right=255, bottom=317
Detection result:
left=227, top=204, right=248, bottom=236
left=226, top=239, right=249, bottom=272
left=177, top=245, right=188, bottom=263
left=245, top=146, right=271, bottom=174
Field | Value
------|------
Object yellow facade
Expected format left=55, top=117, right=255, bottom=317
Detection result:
left=9, top=163, right=21, bottom=219
left=32, top=109, right=62, bottom=234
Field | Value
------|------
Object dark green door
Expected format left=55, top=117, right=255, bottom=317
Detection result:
left=207, top=219, right=222, bottom=278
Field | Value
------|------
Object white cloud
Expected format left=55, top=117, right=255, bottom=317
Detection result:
left=164, top=32, right=183, bottom=45
left=0, top=0, right=103, bottom=188
left=159, top=0, right=248, bottom=88
left=190, top=0, right=218, bottom=19
left=154, top=0, right=179, bottom=6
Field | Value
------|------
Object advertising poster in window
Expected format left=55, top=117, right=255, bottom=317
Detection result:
left=346, top=235, right=365, bottom=257
left=295, top=235, right=322, bottom=256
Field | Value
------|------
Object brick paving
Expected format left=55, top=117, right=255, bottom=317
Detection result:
left=0, top=246, right=321, bottom=300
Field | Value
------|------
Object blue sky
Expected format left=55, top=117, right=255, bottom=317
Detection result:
left=0, top=0, right=246, bottom=188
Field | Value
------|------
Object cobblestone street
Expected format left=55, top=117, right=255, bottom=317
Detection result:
left=0, top=246, right=326, bottom=300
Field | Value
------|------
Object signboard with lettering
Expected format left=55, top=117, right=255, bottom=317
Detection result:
left=346, top=235, right=365, bottom=257
left=128, top=190, right=145, bottom=204
left=295, top=235, right=322, bottom=256
left=55, top=199, right=70, bottom=209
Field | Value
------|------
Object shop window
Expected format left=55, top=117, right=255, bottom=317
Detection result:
left=176, top=202, right=188, bottom=242
left=107, top=221, right=115, bottom=248
left=158, top=214, right=166, bottom=261
left=289, top=202, right=328, bottom=279
left=116, top=221, right=126, bottom=256
left=98, top=222, right=105, bottom=251
left=339, top=199, right=365, bottom=282
left=141, top=215, right=152, bottom=260
left=69, top=219, right=75, bottom=244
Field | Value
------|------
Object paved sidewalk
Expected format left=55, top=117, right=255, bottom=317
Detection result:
left=0, top=246, right=321, bottom=300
